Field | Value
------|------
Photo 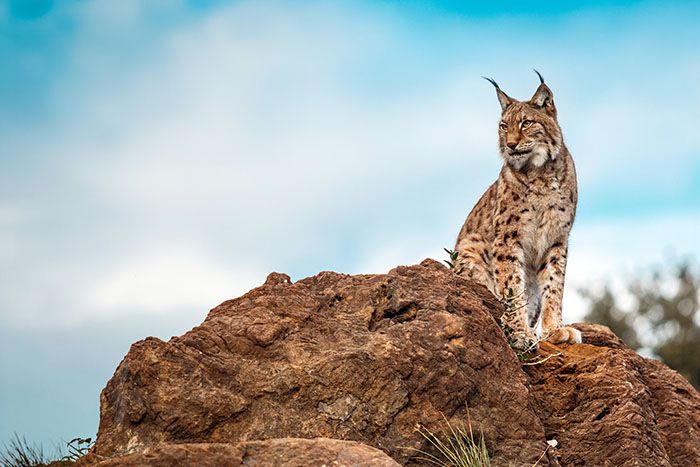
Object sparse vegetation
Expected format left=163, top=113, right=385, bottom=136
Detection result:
left=444, top=248, right=459, bottom=270
left=60, top=438, right=93, bottom=462
left=411, top=412, right=490, bottom=467
left=496, top=288, right=564, bottom=365
left=0, top=434, right=52, bottom=467
left=498, top=288, right=536, bottom=356
left=0, top=434, right=94, bottom=467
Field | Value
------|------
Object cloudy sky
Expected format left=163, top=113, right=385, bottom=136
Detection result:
left=1, top=0, right=699, bottom=449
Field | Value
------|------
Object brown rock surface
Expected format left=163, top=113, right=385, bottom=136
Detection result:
left=91, top=438, right=400, bottom=466
left=89, top=259, right=700, bottom=466
left=91, top=259, right=549, bottom=466
left=525, top=324, right=700, bottom=466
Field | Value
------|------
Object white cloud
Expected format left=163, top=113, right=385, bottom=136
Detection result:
left=87, top=246, right=265, bottom=316
left=1, top=0, right=698, bottom=331
left=0, top=202, right=33, bottom=223
left=0, top=243, right=266, bottom=329
left=353, top=237, right=445, bottom=276
left=66, top=7, right=493, bottom=217
left=0, top=203, right=32, bottom=262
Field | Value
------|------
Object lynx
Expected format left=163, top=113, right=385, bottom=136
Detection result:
left=454, top=71, right=582, bottom=350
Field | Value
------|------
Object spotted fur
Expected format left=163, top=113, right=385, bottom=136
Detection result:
left=454, top=72, right=582, bottom=350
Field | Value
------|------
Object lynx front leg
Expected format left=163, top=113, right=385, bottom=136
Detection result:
left=493, top=223, right=535, bottom=350
left=537, top=241, right=581, bottom=344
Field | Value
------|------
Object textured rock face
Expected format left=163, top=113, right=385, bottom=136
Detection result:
left=89, top=260, right=700, bottom=466
left=91, top=439, right=400, bottom=466
left=92, top=259, right=549, bottom=466
left=527, top=323, right=700, bottom=467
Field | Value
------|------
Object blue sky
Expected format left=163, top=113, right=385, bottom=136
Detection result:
left=1, top=0, right=699, bottom=449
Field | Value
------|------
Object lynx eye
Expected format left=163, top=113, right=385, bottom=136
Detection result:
left=499, top=122, right=508, bottom=130
left=522, top=120, right=533, bottom=129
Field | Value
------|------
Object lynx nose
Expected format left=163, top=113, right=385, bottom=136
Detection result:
left=507, top=142, right=518, bottom=150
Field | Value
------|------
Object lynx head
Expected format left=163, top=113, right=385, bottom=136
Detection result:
left=485, top=71, right=563, bottom=170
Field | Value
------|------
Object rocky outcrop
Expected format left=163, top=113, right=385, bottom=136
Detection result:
left=526, top=323, right=700, bottom=466
left=86, top=259, right=700, bottom=466
left=91, top=439, right=400, bottom=466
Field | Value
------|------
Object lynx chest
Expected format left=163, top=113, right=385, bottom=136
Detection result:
left=519, top=176, right=575, bottom=262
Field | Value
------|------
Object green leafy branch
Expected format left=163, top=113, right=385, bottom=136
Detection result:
left=444, top=248, right=459, bottom=270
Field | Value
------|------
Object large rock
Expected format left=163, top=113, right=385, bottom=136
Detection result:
left=88, top=259, right=700, bottom=466
left=91, top=438, right=400, bottom=466
left=90, top=259, right=549, bottom=466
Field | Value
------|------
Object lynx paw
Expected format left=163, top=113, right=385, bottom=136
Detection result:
left=545, top=326, right=582, bottom=345
left=510, top=331, right=538, bottom=352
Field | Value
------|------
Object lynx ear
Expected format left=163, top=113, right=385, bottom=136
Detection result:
left=529, top=70, right=557, bottom=117
left=483, top=77, right=512, bottom=112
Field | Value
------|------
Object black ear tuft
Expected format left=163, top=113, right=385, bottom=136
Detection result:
left=533, top=69, right=545, bottom=84
left=483, top=76, right=501, bottom=89
left=483, top=76, right=513, bottom=112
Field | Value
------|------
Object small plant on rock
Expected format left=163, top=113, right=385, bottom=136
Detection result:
left=497, top=288, right=563, bottom=364
left=498, top=289, right=534, bottom=351
left=411, top=413, right=490, bottom=467
left=0, top=433, right=53, bottom=467
left=443, top=248, right=459, bottom=271
left=0, top=433, right=94, bottom=467
left=60, top=437, right=94, bottom=462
